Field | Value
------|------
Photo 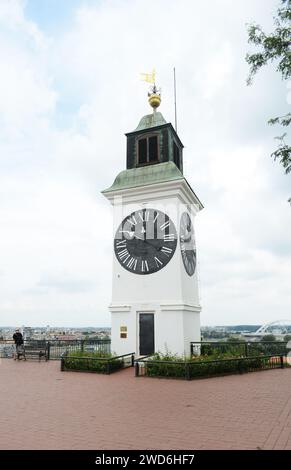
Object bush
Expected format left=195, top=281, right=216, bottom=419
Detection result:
left=62, top=350, right=123, bottom=374
left=145, top=352, right=187, bottom=378
left=261, top=334, right=276, bottom=342
left=200, top=342, right=245, bottom=358
left=199, top=340, right=287, bottom=358
left=142, top=351, right=274, bottom=380
left=189, top=356, right=265, bottom=378
left=248, top=341, right=287, bottom=356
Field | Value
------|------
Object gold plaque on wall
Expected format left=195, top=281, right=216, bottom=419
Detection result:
left=120, top=326, right=127, bottom=338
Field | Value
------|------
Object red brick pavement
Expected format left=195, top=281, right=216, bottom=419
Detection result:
left=0, top=359, right=291, bottom=450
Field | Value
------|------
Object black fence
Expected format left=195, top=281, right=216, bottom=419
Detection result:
left=0, top=339, right=111, bottom=359
left=61, top=352, right=134, bottom=374
left=135, top=354, right=287, bottom=380
left=47, top=339, right=111, bottom=359
left=190, top=341, right=288, bottom=358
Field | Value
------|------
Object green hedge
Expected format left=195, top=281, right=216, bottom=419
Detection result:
left=142, top=352, right=283, bottom=379
left=62, top=351, right=123, bottom=374
left=200, top=342, right=287, bottom=358
left=146, top=361, right=186, bottom=378
left=188, top=356, right=265, bottom=378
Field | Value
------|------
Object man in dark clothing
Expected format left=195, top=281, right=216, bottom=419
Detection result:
left=13, top=329, right=23, bottom=345
left=13, top=329, right=24, bottom=360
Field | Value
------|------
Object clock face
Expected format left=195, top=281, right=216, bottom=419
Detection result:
left=180, top=212, right=196, bottom=276
left=114, top=208, right=177, bottom=275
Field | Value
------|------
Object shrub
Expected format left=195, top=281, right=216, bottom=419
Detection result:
left=142, top=350, right=274, bottom=380
left=62, top=350, right=123, bottom=374
left=261, top=334, right=276, bottom=342
left=199, top=340, right=287, bottom=358
left=200, top=342, right=245, bottom=358
left=248, top=341, right=287, bottom=356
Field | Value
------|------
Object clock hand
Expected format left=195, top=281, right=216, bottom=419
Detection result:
left=133, top=235, right=162, bottom=250
left=130, top=233, right=143, bottom=240
left=119, top=230, right=135, bottom=237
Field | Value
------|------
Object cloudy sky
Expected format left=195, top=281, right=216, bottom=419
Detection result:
left=0, top=0, right=290, bottom=327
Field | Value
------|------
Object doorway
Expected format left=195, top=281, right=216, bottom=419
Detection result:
left=139, top=313, right=155, bottom=356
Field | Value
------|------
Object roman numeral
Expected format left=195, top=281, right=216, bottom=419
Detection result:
left=118, top=249, right=130, bottom=260
left=116, top=240, right=127, bottom=248
left=141, top=260, right=149, bottom=272
left=160, top=246, right=173, bottom=257
left=138, top=211, right=149, bottom=222
left=160, top=220, right=170, bottom=231
left=127, top=257, right=137, bottom=270
left=154, top=256, right=163, bottom=267
left=153, top=212, right=159, bottom=223
left=164, top=233, right=175, bottom=242
left=127, top=215, right=137, bottom=226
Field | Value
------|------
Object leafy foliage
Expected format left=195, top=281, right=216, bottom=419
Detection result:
left=200, top=340, right=287, bottom=357
left=143, top=345, right=287, bottom=379
left=261, top=334, right=277, bottom=342
left=62, top=350, right=123, bottom=374
left=143, top=350, right=279, bottom=379
left=246, top=0, right=291, bottom=200
left=200, top=342, right=246, bottom=357
left=246, top=1, right=291, bottom=85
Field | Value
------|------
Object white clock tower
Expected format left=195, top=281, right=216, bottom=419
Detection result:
left=102, top=85, right=203, bottom=357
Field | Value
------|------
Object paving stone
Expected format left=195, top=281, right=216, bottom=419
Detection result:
left=0, top=360, right=290, bottom=449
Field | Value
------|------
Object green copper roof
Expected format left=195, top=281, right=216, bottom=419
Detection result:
left=134, top=111, right=167, bottom=131
left=102, top=161, right=183, bottom=193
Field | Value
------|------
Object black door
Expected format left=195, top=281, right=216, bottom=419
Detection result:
left=139, top=313, right=155, bottom=356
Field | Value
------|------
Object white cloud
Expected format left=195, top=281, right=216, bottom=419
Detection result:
left=0, top=0, right=290, bottom=327
left=0, top=0, right=46, bottom=48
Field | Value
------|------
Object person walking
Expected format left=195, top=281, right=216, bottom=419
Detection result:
left=13, top=329, right=25, bottom=360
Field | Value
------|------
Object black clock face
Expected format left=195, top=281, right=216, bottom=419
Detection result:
left=114, top=208, right=177, bottom=274
left=180, top=212, right=196, bottom=276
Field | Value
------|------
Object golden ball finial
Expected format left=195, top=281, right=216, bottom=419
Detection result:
left=148, top=93, right=161, bottom=109
left=148, top=84, right=161, bottom=110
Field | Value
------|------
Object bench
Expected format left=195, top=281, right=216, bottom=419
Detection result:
left=17, top=341, right=48, bottom=361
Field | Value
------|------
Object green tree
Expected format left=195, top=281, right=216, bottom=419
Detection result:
left=283, top=334, right=291, bottom=341
left=246, top=0, right=291, bottom=202
left=227, top=336, right=244, bottom=342
left=261, top=334, right=276, bottom=342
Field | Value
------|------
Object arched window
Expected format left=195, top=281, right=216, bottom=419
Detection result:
left=137, top=135, right=159, bottom=165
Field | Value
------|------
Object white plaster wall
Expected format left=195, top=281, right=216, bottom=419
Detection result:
left=182, top=311, right=201, bottom=356
left=155, top=310, right=185, bottom=356
left=111, top=309, right=136, bottom=356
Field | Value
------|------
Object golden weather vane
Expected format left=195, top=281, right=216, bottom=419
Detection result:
left=140, top=68, right=161, bottom=111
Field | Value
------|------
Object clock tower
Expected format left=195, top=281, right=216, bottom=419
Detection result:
left=102, top=85, right=203, bottom=357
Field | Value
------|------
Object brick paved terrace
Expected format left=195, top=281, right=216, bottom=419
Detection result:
left=0, top=359, right=291, bottom=450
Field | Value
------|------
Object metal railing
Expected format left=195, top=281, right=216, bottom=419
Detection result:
left=0, top=339, right=111, bottom=359
left=190, top=341, right=288, bottom=358
left=47, top=339, right=111, bottom=359
left=61, top=352, right=135, bottom=374
left=135, top=354, right=287, bottom=380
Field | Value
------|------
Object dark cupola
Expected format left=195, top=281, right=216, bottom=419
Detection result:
left=125, top=85, right=184, bottom=173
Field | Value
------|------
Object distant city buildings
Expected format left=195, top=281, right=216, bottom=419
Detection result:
left=0, top=326, right=111, bottom=342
